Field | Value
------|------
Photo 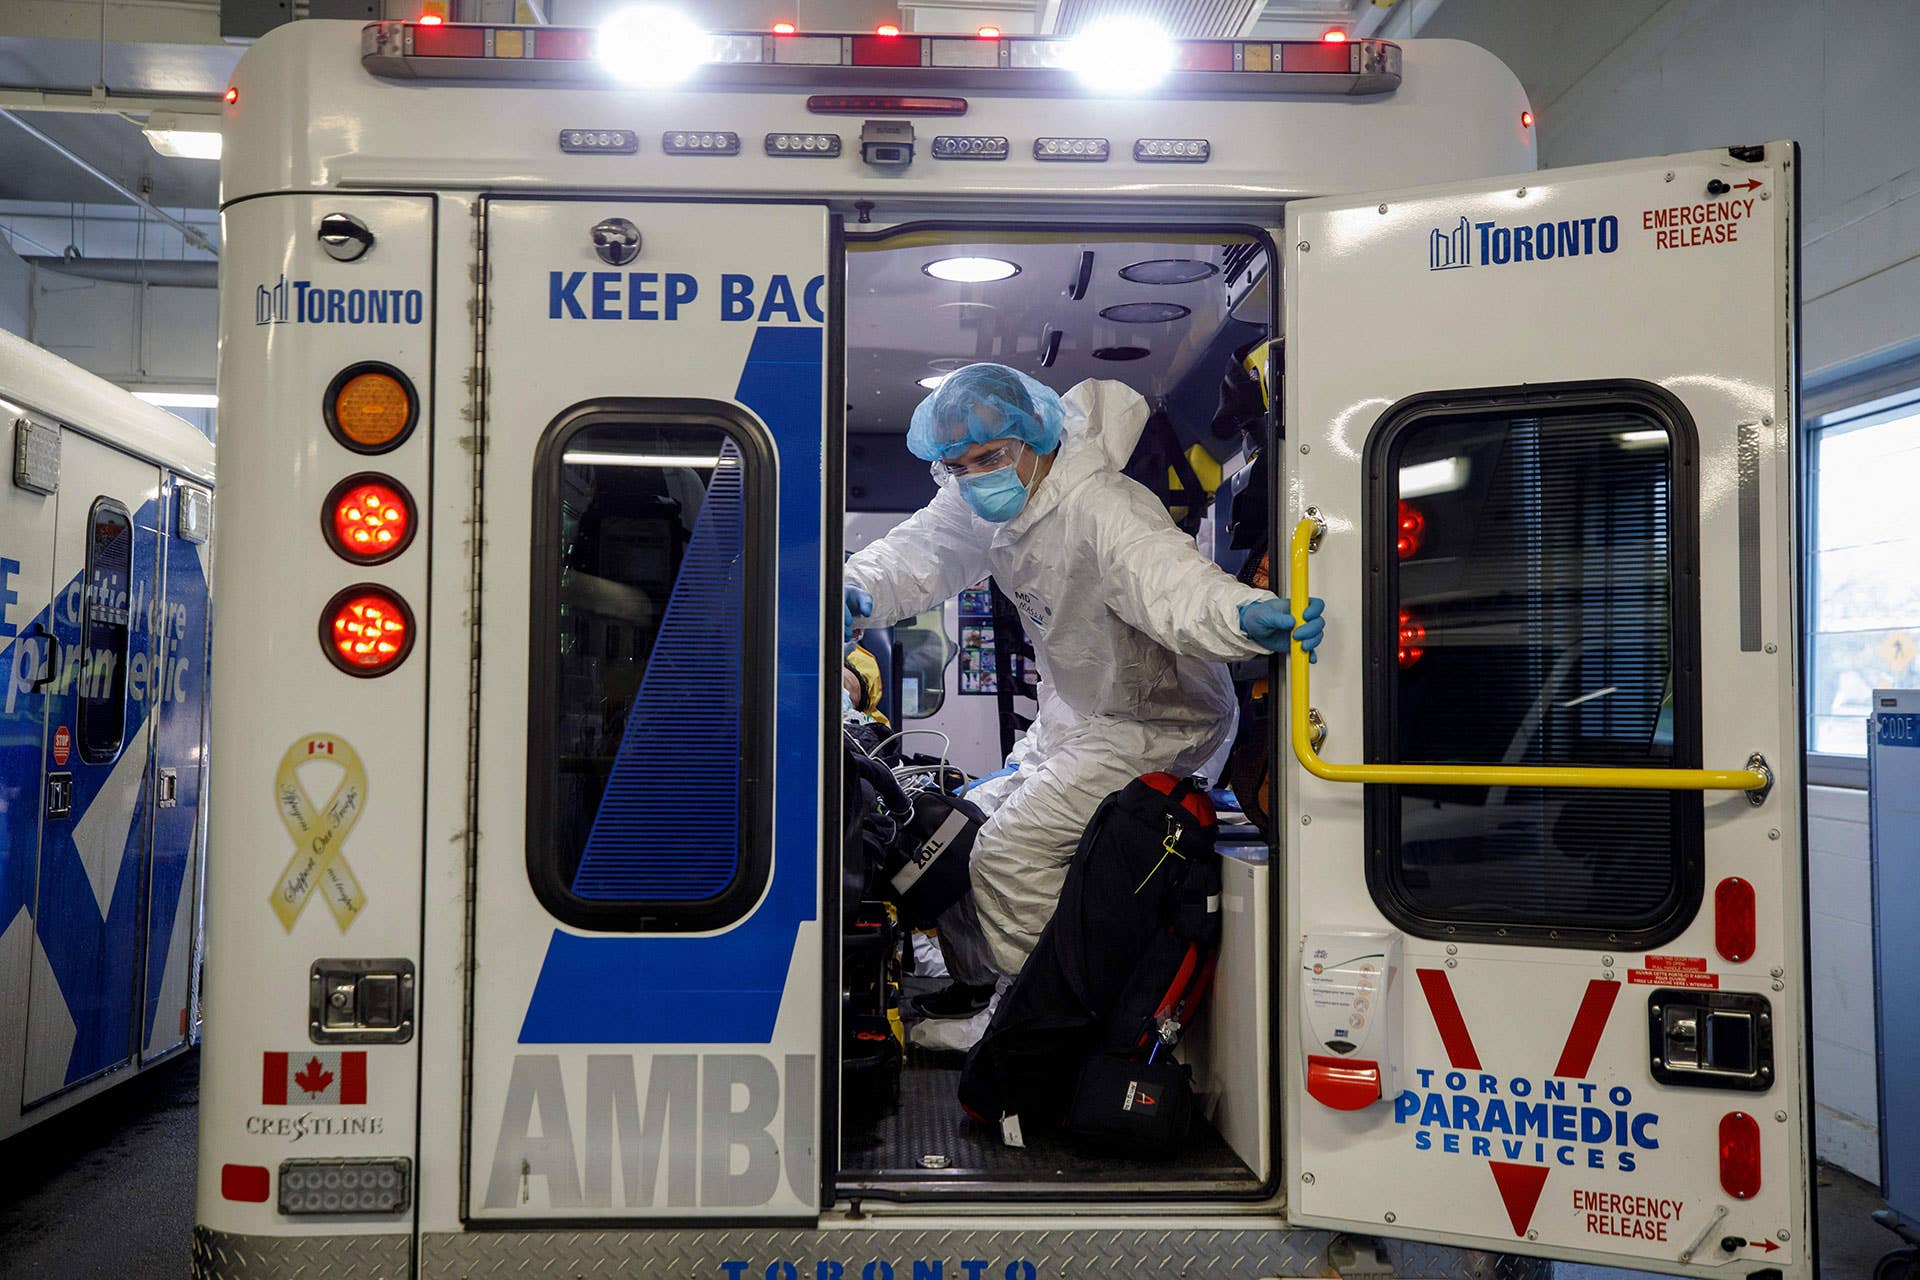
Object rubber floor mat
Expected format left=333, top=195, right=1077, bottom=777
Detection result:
left=839, top=1046, right=1255, bottom=1187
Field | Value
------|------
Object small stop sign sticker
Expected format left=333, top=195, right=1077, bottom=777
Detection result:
left=51, top=725, right=70, bottom=766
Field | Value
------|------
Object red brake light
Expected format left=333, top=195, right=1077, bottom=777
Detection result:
left=806, top=94, right=968, bottom=115
left=1718, top=1111, right=1762, bottom=1199
left=1715, top=877, right=1757, bottom=963
left=1397, top=609, right=1426, bottom=669
left=323, top=586, right=415, bottom=676
left=1521, top=109, right=1535, bottom=128
left=1322, top=28, right=1347, bottom=42
left=224, top=86, right=239, bottom=105
left=875, top=22, right=901, bottom=36
left=1396, top=500, right=1426, bottom=560
left=772, top=21, right=797, bottom=34
left=326, top=475, right=416, bottom=565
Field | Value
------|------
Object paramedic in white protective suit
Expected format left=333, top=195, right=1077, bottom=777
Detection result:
left=844, top=362, right=1323, bottom=1048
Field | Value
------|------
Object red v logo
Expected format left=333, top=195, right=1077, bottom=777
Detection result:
left=1414, top=969, right=1621, bottom=1237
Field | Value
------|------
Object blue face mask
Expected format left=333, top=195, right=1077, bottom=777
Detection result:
left=958, top=455, right=1032, bottom=523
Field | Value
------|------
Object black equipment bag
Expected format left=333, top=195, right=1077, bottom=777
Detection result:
left=1066, top=1054, right=1196, bottom=1152
left=958, top=774, right=1221, bottom=1131
left=880, top=790, right=985, bottom=929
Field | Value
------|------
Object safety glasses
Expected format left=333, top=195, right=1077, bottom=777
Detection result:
left=940, top=442, right=1023, bottom=479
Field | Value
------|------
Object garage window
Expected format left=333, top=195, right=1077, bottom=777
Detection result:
left=1364, top=385, right=1702, bottom=948
left=526, top=403, right=774, bottom=932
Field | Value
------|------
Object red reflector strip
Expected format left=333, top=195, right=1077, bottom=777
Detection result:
left=851, top=34, right=922, bottom=67
left=1176, top=42, right=1234, bottom=71
left=807, top=94, right=966, bottom=115
left=532, top=27, right=593, bottom=59
left=1719, top=1111, right=1763, bottom=1199
left=1715, top=876, right=1757, bottom=963
left=1280, top=41, right=1355, bottom=73
left=412, top=23, right=486, bottom=57
left=222, top=1164, right=271, bottom=1203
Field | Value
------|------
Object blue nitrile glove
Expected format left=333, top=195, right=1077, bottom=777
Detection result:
left=1238, top=596, right=1325, bottom=662
left=843, top=585, right=874, bottom=643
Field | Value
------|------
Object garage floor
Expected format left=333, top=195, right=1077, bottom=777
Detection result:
left=0, top=1051, right=1900, bottom=1278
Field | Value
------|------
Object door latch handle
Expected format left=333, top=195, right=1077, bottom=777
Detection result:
left=26, top=622, right=60, bottom=691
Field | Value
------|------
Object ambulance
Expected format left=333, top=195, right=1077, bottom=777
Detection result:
left=0, top=328, right=214, bottom=1139
left=197, top=11, right=1810, bottom=1279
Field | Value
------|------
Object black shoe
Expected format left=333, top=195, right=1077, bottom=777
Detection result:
left=908, top=982, right=995, bottom=1021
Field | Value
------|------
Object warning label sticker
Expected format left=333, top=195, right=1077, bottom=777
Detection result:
left=1641, top=184, right=1761, bottom=251
left=1573, top=1189, right=1685, bottom=1242
left=1629, top=955, right=1718, bottom=989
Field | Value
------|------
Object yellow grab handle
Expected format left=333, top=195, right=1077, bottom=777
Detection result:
left=1287, top=518, right=1771, bottom=796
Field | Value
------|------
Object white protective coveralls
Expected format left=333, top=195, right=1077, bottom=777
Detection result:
left=845, top=379, right=1273, bottom=973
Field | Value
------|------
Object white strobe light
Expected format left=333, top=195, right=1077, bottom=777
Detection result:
left=1063, top=17, right=1175, bottom=94
left=598, top=6, right=712, bottom=87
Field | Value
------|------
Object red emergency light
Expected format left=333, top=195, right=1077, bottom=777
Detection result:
left=772, top=21, right=797, bottom=34
left=875, top=22, right=901, bottom=36
left=852, top=34, right=922, bottom=67
left=1321, top=29, right=1347, bottom=42
left=977, top=25, right=1000, bottom=38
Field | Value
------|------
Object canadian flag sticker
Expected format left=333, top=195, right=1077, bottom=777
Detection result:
left=262, top=1051, right=367, bottom=1105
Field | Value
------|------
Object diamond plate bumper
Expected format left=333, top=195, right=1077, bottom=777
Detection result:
left=190, top=1224, right=1550, bottom=1279
left=191, top=1226, right=411, bottom=1278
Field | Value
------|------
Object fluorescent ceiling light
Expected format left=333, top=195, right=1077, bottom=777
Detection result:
left=1065, top=17, right=1174, bottom=94
left=563, top=451, right=726, bottom=467
left=598, top=5, right=712, bottom=87
left=1398, top=456, right=1469, bottom=498
left=134, top=391, right=218, bottom=409
left=923, top=257, right=1019, bottom=283
left=142, top=112, right=221, bottom=160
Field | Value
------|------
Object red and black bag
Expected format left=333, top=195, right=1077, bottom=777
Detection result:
left=958, top=774, right=1222, bottom=1136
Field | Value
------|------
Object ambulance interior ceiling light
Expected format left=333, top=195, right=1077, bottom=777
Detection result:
left=1618, top=428, right=1668, bottom=448
left=917, top=373, right=950, bottom=389
left=562, top=450, right=728, bottom=468
left=597, top=5, right=713, bottom=87
left=1398, top=455, right=1469, bottom=498
left=923, top=257, right=1020, bottom=283
left=1119, top=259, right=1218, bottom=285
left=1064, top=17, right=1175, bottom=94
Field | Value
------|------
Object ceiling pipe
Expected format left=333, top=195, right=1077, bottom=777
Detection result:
left=25, top=256, right=218, bottom=287
left=0, top=108, right=219, bottom=257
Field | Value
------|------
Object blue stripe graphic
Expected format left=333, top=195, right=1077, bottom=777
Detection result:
left=520, top=325, right=823, bottom=1044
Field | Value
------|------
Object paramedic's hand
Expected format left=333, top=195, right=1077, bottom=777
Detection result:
left=844, top=585, right=874, bottom=643
left=1238, top=596, right=1324, bottom=662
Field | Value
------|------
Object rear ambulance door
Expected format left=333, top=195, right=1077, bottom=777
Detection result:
left=142, top=476, right=211, bottom=1060
left=467, top=198, right=834, bottom=1220
left=24, top=432, right=163, bottom=1103
left=1282, top=143, right=1810, bottom=1275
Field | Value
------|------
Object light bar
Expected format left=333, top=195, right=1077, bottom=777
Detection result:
left=931, top=134, right=1008, bottom=160
left=663, top=130, right=741, bottom=155
left=1135, top=137, right=1209, bottom=162
left=1035, top=136, right=1109, bottom=162
left=766, top=132, right=841, bottom=157
left=359, top=23, right=1402, bottom=96
left=279, top=1158, right=411, bottom=1215
left=559, top=127, right=638, bottom=153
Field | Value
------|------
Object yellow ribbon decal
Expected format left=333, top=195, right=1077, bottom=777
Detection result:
left=269, top=733, right=369, bottom=933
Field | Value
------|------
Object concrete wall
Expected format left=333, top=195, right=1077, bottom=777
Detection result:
left=28, top=269, right=217, bottom=392
left=1428, top=0, right=1920, bottom=385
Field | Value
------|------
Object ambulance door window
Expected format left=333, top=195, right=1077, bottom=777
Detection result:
left=78, top=498, right=134, bottom=764
left=527, top=406, right=773, bottom=931
left=893, top=606, right=952, bottom=718
left=1364, top=387, right=1702, bottom=948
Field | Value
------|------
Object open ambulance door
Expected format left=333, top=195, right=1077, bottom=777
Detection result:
left=1281, top=143, right=1811, bottom=1277
left=464, top=198, right=837, bottom=1221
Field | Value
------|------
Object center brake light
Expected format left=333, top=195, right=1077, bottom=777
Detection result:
left=360, top=22, right=1402, bottom=96
left=325, top=475, right=417, bottom=565
left=807, top=94, right=967, bottom=115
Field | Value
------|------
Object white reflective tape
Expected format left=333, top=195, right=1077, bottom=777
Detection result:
left=890, top=806, right=972, bottom=896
